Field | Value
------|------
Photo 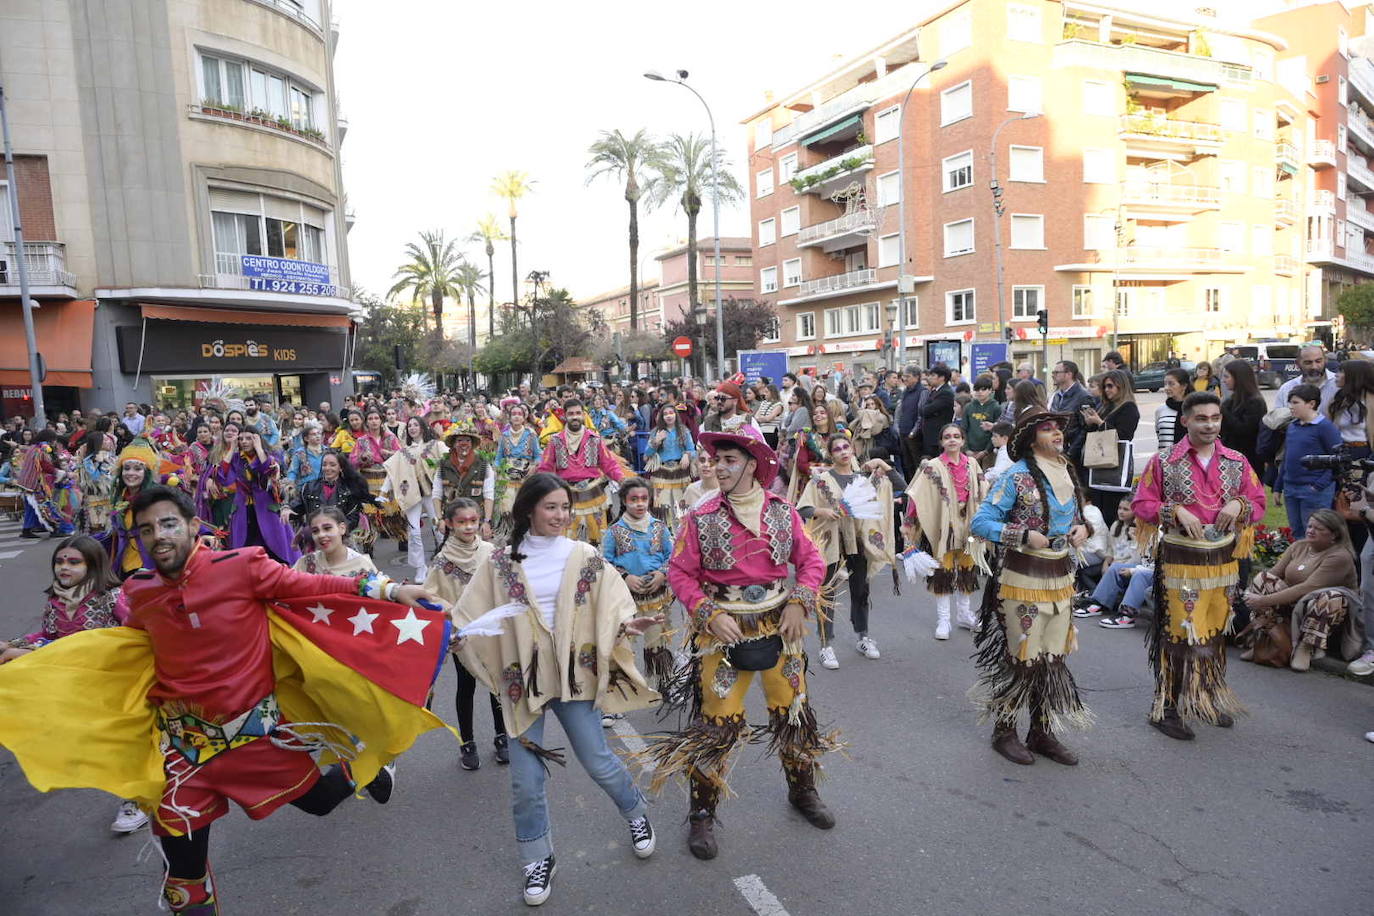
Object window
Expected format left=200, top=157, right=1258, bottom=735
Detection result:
left=944, top=218, right=975, bottom=257
left=1010, top=214, right=1044, bottom=249
left=760, top=316, right=782, bottom=343
left=1219, top=221, right=1245, bottom=254
left=200, top=53, right=318, bottom=131
left=756, top=168, right=774, bottom=198
left=1251, top=224, right=1273, bottom=257
left=1008, top=76, right=1042, bottom=114
left=201, top=55, right=245, bottom=110
left=1082, top=80, right=1113, bottom=116
left=1339, top=76, right=1349, bottom=106
left=1338, top=173, right=1348, bottom=201
left=796, top=312, right=816, bottom=340
left=901, top=296, right=919, bottom=329
left=1251, top=167, right=1274, bottom=198
left=823, top=303, right=883, bottom=337
left=1008, top=145, right=1043, bottom=182
left=876, top=170, right=901, bottom=206
left=943, top=150, right=973, bottom=191
left=778, top=153, right=798, bottom=184
left=874, top=106, right=901, bottom=144
left=1219, top=160, right=1246, bottom=194
left=755, top=119, right=773, bottom=149
left=758, top=218, right=776, bottom=247
left=1115, top=289, right=1131, bottom=318
left=735, top=255, right=752, bottom=266
left=0, top=182, right=12, bottom=244
left=1012, top=286, right=1042, bottom=320
left=879, top=233, right=901, bottom=267
left=760, top=267, right=778, bottom=293
left=1083, top=214, right=1114, bottom=250
left=780, top=207, right=800, bottom=237
left=1340, top=124, right=1348, bottom=152
left=1220, top=98, right=1246, bottom=133
left=1082, top=148, right=1113, bottom=184
left=1203, top=287, right=1223, bottom=313
left=1252, top=111, right=1273, bottom=141
left=783, top=258, right=802, bottom=287
left=941, top=81, right=973, bottom=126
left=213, top=211, right=262, bottom=257
left=940, top=7, right=972, bottom=56
left=1007, top=3, right=1042, bottom=42
left=1072, top=285, right=1094, bottom=318
left=213, top=206, right=324, bottom=264
left=946, top=289, right=975, bottom=324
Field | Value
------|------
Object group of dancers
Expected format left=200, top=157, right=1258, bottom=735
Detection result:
left=0, top=375, right=1265, bottom=911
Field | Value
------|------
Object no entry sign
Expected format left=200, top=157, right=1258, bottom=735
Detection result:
left=672, top=336, right=693, bottom=358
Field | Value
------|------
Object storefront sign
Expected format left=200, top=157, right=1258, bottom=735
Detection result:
left=240, top=256, right=338, bottom=297
left=116, top=320, right=347, bottom=373
left=970, top=343, right=1007, bottom=378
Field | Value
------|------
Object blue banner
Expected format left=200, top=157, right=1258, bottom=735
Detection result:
left=240, top=255, right=331, bottom=285
left=737, top=350, right=790, bottom=388
left=970, top=342, right=1008, bottom=379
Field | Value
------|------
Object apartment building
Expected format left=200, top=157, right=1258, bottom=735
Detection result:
left=0, top=0, right=355, bottom=418
left=744, top=0, right=1320, bottom=377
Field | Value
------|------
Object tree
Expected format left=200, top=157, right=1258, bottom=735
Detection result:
left=454, top=260, right=486, bottom=384
left=490, top=170, right=535, bottom=318
left=1338, top=283, right=1374, bottom=335
left=469, top=213, right=507, bottom=340
left=352, top=288, right=427, bottom=380
left=651, top=133, right=743, bottom=376
left=662, top=297, right=776, bottom=366
left=387, top=231, right=465, bottom=343
left=586, top=128, right=664, bottom=333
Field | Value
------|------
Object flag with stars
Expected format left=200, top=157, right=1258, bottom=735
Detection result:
left=269, top=596, right=451, bottom=707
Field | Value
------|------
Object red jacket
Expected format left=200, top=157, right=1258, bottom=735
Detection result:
left=123, top=546, right=359, bottom=720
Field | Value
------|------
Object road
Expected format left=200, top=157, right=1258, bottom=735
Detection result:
left=1, top=513, right=1372, bottom=915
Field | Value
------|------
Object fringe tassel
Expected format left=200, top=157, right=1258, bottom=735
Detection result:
left=1232, top=525, right=1255, bottom=560
left=638, top=713, right=748, bottom=797
left=998, top=583, right=1075, bottom=603
left=525, top=645, right=542, bottom=698
left=567, top=648, right=581, bottom=697
left=1150, top=636, right=1247, bottom=724
left=751, top=704, right=842, bottom=765
left=518, top=737, right=567, bottom=776
left=654, top=647, right=703, bottom=723
left=642, top=646, right=676, bottom=693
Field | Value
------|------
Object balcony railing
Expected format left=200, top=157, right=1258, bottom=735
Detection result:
left=187, top=103, right=331, bottom=150
left=1348, top=202, right=1374, bottom=233
left=1119, top=113, right=1223, bottom=145
left=1313, top=189, right=1336, bottom=210
left=1309, top=138, right=1336, bottom=167
left=1349, top=154, right=1374, bottom=191
left=1274, top=199, right=1297, bottom=224
left=1276, top=141, right=1300, bottom=167
left=773, top=83, right=880, bottom=148
left=797, top=211, right=877, bottom=246
left=1054, top=38, right=1253, bottom=87
left=1274, top=254, right=1299, bottom=276
left=0, top=242, right=76, bottom=288
left=1307, top=238, right=1374, bottom=273
left=1095, top=246, right=1224, bottom=267
left=798, top=268, right=877, bottom=298
left=790, top=144, right=874, bottom=195
left=1349, top=108, right=1374, bottom=149
left=1351, top=57, right=1374, bottom=108
left=1120, top=182, right=1220, bottom=208
left=247, top=0, right=323, bottom=30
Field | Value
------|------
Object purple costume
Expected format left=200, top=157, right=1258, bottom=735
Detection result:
left=202, top=450, right=300, bottom=565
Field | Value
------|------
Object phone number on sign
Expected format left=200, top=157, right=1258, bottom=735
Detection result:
left=248, top=278, right=339, bottom=296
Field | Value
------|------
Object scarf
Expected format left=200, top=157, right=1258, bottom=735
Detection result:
left=437, top=533, right=483, bottom=570
left=726, top=482, right=766, bottom=537
left=622, top=512, right=653, bottom=533
left=50, top=580, right=94, bottom=614
left=1039, top=453, right=1074, bottom=504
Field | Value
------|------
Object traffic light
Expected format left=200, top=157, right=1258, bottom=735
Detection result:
left=1036, top=308, right=1049, bottom=336
left=1003, top=325, right=1016, bottom=343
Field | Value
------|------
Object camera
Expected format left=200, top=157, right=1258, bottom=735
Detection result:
left=1299, top=453, right=1374, bottom=474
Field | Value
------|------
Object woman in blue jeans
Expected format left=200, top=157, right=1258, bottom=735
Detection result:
left=452, top=473, right=665, bottom=907
left=1075, top=561, right=1154, bottom=629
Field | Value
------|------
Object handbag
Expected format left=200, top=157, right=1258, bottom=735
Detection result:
left=1083, top=427, right=1120, bottom=469
left=723, top=634, right=783, bottom=671
left=1087, top=440, right=1134, bottom=491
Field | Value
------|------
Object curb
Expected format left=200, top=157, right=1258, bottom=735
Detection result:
left=1313, top=654, right=1374, bottom=687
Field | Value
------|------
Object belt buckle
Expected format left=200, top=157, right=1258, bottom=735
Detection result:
left=1047, top=535, right=1068, bottom=551
left=742, top=584, right=767, bottom=603
left=1201, top=524, right=1219, bottom=541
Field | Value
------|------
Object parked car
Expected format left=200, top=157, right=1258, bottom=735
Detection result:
left=1232, top=343, right=1302, bottom=389
left=1134, top=360, right=1196, bottom=392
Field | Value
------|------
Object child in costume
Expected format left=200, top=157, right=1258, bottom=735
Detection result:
left=601, top=477, right=675, bottom=691
left=0, top=534, right=146, bottom=834
left=424, top=498, right=509, bottom=771
left=292, top=506, right=378, bottom=577
left=493, top=403, right=540, bottom=543
left=645, top=406, right=696, bottom=528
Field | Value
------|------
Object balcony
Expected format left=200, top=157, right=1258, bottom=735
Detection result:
left=1312, top=189, right=1336, bottom=211
left=1307, top=238, right=1374, bottom=274
left=201, top=252, right=348, bottom=298
left=187, top=103, right=332, bottom=153
left=1349, top=108, right=1374, bottom=153
left=1054, top=38, right=1253, bottom=88
left=1274, top=254, right=1299, bottom=276
left=1274, top=198, right=1297, bottom=225
left=1349, top=201, right=1374, bottom=234
left=773, top=267, right=902, bottom=306
left=336, top=112, right=348, bottom=141
left=1349, top=154, right=1374, bottom=192
left=789, top=145, right=874, bottom=198
left=1350, top=58, right=1374, bottom=109
left=1118, top=113, right=1222, bottom=159
left=0, top=242, right=78, bottom=293
left=773, top=82, right=879, bottom=149
left=797, top=211, right=878, bottom=252
left=1275, top=141, right=1300, bottom=173
left=1120, top=181, right=1220, bottom=216
left=1309, top=139, right=1336, bottom=169
left=1056, top=245, right=1246, bottom=276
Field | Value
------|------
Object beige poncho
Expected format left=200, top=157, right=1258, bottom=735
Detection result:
left=453, top=539, right=657, bottom=739
left=796, top=467, right=896, bottom=573
left=906, top=453, right=989, bottom=566
left=423, top=535, right=494, bottom=608
left=382, top=439, right=448, bottom=514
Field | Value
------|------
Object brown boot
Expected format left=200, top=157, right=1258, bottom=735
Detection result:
left=1150, top=708, right=1195, bottom=741
left=687, top=775, right=719, bottom=860
left=1027, top=699, right=1079, bottom=765
left=784, top=762, right=835, bottom=829
left=991, top=720, right=1034, bottom=765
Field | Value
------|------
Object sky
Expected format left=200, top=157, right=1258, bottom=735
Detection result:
left=332, top=0, right=1279, bottom=307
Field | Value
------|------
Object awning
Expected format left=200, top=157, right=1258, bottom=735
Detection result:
left=138, top=303, right=352, bottom=328
left=801, top=113, right=863, bottom=147
left=1125, top=73, right=1217, bottom=94
left=0, top=298, right=96, bottom=387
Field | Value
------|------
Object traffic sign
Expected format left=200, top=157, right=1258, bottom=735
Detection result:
left=672, top=336, right=693, bottom=358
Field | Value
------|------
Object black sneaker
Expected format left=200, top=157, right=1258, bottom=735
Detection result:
left=364, top=764, right=395, bottom=804
left=494, top=733, right=510, bottom=765
left=522, top=855, right=556, bottom=906
left=1098, top=612, right=1136, bottom=629
left=460, top=741, right=480, bottom=771
left=628, top=815, right=655, bottom=859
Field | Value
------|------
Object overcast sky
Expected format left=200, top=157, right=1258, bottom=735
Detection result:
left=332, top=0, right=1271, bottom=305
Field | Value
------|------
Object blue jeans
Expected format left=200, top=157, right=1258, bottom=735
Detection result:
left=508, top=699, right=646, bottom=864
left=1284, top=481, right=1335, bottom=536
left=1091, top=563, right=1155, bottom=612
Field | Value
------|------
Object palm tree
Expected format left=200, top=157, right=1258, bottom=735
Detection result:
left=490, top=171, right=535, bottom=316
left=469, top=213, right=506, bottom=340
left=585, top=129, right=665, bottom=332
left=388, top=230, right=465, bottom=343
left=652, top=133, right=743, bottom=374
left=454, top=261, right=486, bottom=375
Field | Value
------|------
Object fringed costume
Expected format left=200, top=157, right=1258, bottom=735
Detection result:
left=493, top=426, right=540, bottom=543
left=537, top=427, right=626, bottom=543
left=349, top=431, right=403, bottom=541
left=601, top=513, right=675, bottom=689
left=383, top=437, right=448, bottom=581
left=1132, top=438, right=1265, bottom=735
left=645, top=426, right=696, bottom=527
left=203, top=447, right=299, bottom=566
left=15, top=441, right=79, bottom=536
left=905, top=451, right=989, bottom=633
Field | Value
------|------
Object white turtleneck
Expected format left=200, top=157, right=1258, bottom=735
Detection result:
left=519, top=534, right=574, bottom=629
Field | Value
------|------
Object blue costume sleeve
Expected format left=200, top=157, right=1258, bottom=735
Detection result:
left=971, top=470, right=1018, bottom=544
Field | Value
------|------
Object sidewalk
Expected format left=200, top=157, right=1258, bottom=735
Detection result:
left=1313, top=654, right=1374, bottom=686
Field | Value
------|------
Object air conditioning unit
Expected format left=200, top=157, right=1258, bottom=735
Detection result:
left=1316, top=75, right=1330, bottom=84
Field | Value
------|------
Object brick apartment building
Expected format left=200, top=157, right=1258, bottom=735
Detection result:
left=744, top=0, right=1344, bottom=378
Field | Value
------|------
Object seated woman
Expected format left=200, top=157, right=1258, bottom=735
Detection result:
left=1241, top=508, right=1362, bottom=672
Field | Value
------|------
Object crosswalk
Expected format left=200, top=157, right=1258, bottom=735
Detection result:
left=0, top=515, right=43, bottom=563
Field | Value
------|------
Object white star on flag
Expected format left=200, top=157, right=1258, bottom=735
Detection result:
left=391, top=608, right=431, bottom=646
left=347, top=607, right=379, bottom=636
left=307, top=603, right=334, bottom=624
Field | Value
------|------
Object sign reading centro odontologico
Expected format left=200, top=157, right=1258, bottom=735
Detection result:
left=241, top=255, right=338, bottom=297
left=115, top=320, right=347, bottom=373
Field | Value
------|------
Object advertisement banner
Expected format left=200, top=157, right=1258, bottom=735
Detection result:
left=970, top=342, right=1008, bottom=378
left=926, top=340, right=962, bottom=371
left=737, top=349, right=790, bottom=388
left=116, top=321, right=347, bottom=373
left=240, top=256, right=338, bottom=297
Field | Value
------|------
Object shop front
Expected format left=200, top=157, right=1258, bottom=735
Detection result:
left=0, top=298, right=96, bottom=421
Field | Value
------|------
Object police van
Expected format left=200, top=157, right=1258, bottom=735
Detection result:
left=1232, top=341, right=1301, bottom=389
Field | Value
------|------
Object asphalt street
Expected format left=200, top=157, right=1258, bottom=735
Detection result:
left=1, top=509, right=1372, bottom=916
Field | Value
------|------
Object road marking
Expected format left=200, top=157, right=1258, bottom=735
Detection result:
left=0, top=550, right=22, bottom=560
left=733, top=875, right=790, bottom=916
left=609, top=717, right=655, bottom=775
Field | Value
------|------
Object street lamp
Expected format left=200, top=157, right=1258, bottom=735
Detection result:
left=894, top=59, right=947, bottom=372
left=645, top=68, right=725, bottom=381
left=988, top=111, right=1042, bottom=366
left=0, top=83, right=45, bottom=429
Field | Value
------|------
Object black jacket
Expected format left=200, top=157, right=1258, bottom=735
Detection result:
left=1049, top=382, right=1095, bottom=462
left=1221, top=395, right=1267, bottom=470
left=293, top=476, right=372, bottom=531
left=897, top=383, right=926, bottom=437
left=919, top=384, right=955, bottom=456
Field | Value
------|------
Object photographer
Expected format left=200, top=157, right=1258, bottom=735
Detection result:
left=1281, top=384, right=1343, bottom=534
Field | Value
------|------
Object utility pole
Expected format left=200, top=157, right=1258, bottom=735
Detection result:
left=0, top=83, right=46, bottom=428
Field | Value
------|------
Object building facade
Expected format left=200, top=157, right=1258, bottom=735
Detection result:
left=744, top=0, right=1333, bottom=378
left=0, top=0, right=355, bottom=418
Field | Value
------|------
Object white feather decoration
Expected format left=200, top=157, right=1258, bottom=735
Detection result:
left=840, top=476, right=883, bottom=520
left=902, top=549, right=939, bottom=582
left=399, top=372, right=436, bottom=406
left=457, top=602, right=529, bottom=638
left=200, top=379, right=245, bottom=415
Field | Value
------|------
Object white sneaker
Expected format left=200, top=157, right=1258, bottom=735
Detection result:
left=522, top=855, right=556, bottom=906
left=628, top=815, right=655, bottom=858
left=601, top=712, right=624, bottom=729
left=818, top=646, right=839, bottom=669
left=1348, top=650, right=1374, bottom=677
left=934, top=620, right=951, bottom=640
left=856, top=636, right=880, bottom=659
left=956, top=611, right=978, bottom=630
left=110, top=800, right=147, bottom=834
left=1365, top=731, right=1374, bottom=744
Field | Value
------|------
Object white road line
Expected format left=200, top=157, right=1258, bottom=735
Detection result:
left=609, top=718, right=655, bottom=775
left=733, top=875, right=790, bottom=916
left=0, top=550, right=22, bottom=560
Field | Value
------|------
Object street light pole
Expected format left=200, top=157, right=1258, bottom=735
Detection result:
left=987, top=112, right=1041, bottom=368
left=0, top=84, right=45, bottom=428
left=645, top=70, right=725, bottom=382
left=894, top=60, right=947, bottom=372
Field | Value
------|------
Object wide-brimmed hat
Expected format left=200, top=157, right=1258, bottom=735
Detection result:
left=443, top=421, right=481, bottom=445
left=699, top=431, right=778, bottom=487
left=1008, top=409, right=1073, bottom=462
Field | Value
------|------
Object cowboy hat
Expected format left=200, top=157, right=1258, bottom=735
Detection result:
left=698, top=431, right=778, bottom=487
left=1008, top=409, right=1073, bottom=462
